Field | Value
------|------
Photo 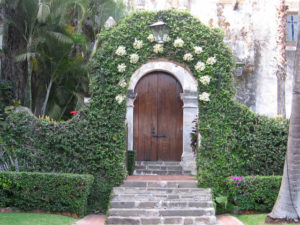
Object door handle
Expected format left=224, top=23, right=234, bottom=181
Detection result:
left=152, top=134, right=167, bottom=138
left=151, top=126, right=167, bottom=138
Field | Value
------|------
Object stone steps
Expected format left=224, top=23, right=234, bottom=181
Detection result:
left=108, top=208, right=215, bottom=217
left=113, top=187, right=208, bottom=194
left=106, top=177, right=216, bottom=225
left=134, top=161, right=191, bottom=175
left=110, top=201, right=213, bottom=208
left=106, top=216, right=214, bottom=225
left=122, top=180, right=198, bottom=188
left=111, top=194, right=212, bottom=201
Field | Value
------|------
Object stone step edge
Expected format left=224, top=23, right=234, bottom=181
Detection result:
left=108, top=208, right=215, bottom=213
left=114, top=187, right=208, bottom=191
left=106, top=216, right=217, bottom=225
left=109, top=201, right=213, bottom=208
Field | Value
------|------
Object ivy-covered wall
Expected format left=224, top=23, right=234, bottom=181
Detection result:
left=1, top=10, right=288, bottom=212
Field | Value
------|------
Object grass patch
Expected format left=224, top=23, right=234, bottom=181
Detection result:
left=0, top=213, right=78, bottom=225
left=236, top=213, right=298, bottom=225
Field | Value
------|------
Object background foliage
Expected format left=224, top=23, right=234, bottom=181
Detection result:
left=1, top=10, right=289, bottom=213
left=0, top=171, right=94, bottom=217
left=0, top=80, right=13, bottom=120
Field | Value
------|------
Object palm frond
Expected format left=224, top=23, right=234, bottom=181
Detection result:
left=37, top=2, right=50, bottom=23
left=15, top=52, right=38, bottom=62
left=47, top=31, right=73, bottom=44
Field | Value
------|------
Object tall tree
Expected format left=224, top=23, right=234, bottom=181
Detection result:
left=267, top=0, right=300, bottom=222
left=276, top=0, right=288, bottom=118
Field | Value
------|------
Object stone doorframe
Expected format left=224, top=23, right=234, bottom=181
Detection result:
left=126, top=60, right=198, bottom=175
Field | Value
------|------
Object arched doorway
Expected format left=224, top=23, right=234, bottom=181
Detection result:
left=133, top=71, right=183, bottom=161
left=126, top=60, right=198, bottom=174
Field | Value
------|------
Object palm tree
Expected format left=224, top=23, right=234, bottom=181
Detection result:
left=276, top=0, right=288, bottom=118
left=4, top=0, right=53, bottom=110
left=267, top=0, right=300, bottom=222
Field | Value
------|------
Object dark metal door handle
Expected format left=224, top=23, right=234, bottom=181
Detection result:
left=151, top=126, right=167, bottom=138
left=152, top=134, right=167, bottom=138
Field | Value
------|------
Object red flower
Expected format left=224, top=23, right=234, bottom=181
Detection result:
left=70, top=111, right=79, bottom=115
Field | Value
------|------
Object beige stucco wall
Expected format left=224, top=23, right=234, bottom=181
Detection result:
left=125, top=0, right=299, bottom=118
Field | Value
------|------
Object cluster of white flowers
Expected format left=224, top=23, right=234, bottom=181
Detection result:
left=147, top=34, right=155, bottom=42
left=118, top=79, right=127, bottom=88
left=130, top=53, right=139, bottom=64
left=183, top=53, right=194, bottom=62
left=173, top=38, right=184, bottom=48
left=206, top=56, right=217, bottom=65
left=199, top=92, right=210, bottom=102
left=117, top=63, right=126, bottom=73
left=133, top=39, right=143, bottom=50
left=194, top=46, right=203, bottom=55
left=115, top=94, right=126, bottom=104
left=116, top=46, right=126, bottom=56
left=195, top=61, right=205, bottom=72
left=163, top=34, right=170, bottom=42
left=153, top=44, right=164, bottom=54
left=199, top=75, right=211, bottom=85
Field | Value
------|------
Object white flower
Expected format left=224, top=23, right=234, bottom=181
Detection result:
left=206, top=56, right=217, bottom=65
left=163, top=34, right=170, bottom=42
left=118, top=79, right=127, bottom=88
left=183, top=53, right=194, bottom=62
left=130, top=53, right=139, bottom=64
left=115, top=94, right=126, bottom=104
left=116, top=46, right=126, bottom=56
left=195, top=61, right=206, bottom=72
left=133, top=39, right=143, bottom=50
left=194, top=46, right=203, bottom=55
left=147, top=34, right=155, bottom=42
left=199, top=75, right=211, bottom=85
left=199, top=92, right=210, bottom=102
left=153, top=44, right=164, bottom=54
left=117, top=63, right=126, bottom=73
left=173, top=38, right=184, bottom=48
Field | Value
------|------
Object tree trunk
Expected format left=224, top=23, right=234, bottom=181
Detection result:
left=276, top=0, right=287, bottom=118
left=2, top=6, right=27, bottom=104
left=41, top=78, right=53, bottom=116
left=24, top=36, right=33, bottom=110
left=267, top=0, right=300, bottom=222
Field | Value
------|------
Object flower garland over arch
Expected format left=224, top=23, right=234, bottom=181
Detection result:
left=95, top=10, right=234, bottom=108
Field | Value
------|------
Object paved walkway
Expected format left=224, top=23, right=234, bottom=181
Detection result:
left=74, top=214, right=244, bottom=225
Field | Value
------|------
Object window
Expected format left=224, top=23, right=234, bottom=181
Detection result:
left=136, top=0, right=145, bottom=9
left=287, top=14, right=298, bottom=42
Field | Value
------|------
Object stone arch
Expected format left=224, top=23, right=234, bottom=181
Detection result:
left=126, top=60, right=198, bottom=174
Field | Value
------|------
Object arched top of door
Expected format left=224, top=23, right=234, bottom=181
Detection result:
left=134, top=71, right=183, bottom=93
left=128, top=60, right=197, bottom=93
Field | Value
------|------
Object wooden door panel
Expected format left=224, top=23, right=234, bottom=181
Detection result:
left=157, top=73, right=183, bottom=161
left=134, top=72, right=182, bottom=161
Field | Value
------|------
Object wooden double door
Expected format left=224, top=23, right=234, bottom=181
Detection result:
left=133, top=72, right=183, bottom=161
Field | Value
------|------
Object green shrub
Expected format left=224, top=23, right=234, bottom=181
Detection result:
left=0, top=171, right=94, bottom=217
left=127, top=150, right=136, bottom=175
left=226, top=175, right=282, bottom=212
left=198, top=102, right=288, bottom=195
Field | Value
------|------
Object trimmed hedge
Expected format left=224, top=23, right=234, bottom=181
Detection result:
left=226, top=176, right=282, bottom=212
left=0, top=171, right=94, bottom=217
left=127, top=150, right=136, bottom=175
left=198, top=103, right=288, bottom=194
